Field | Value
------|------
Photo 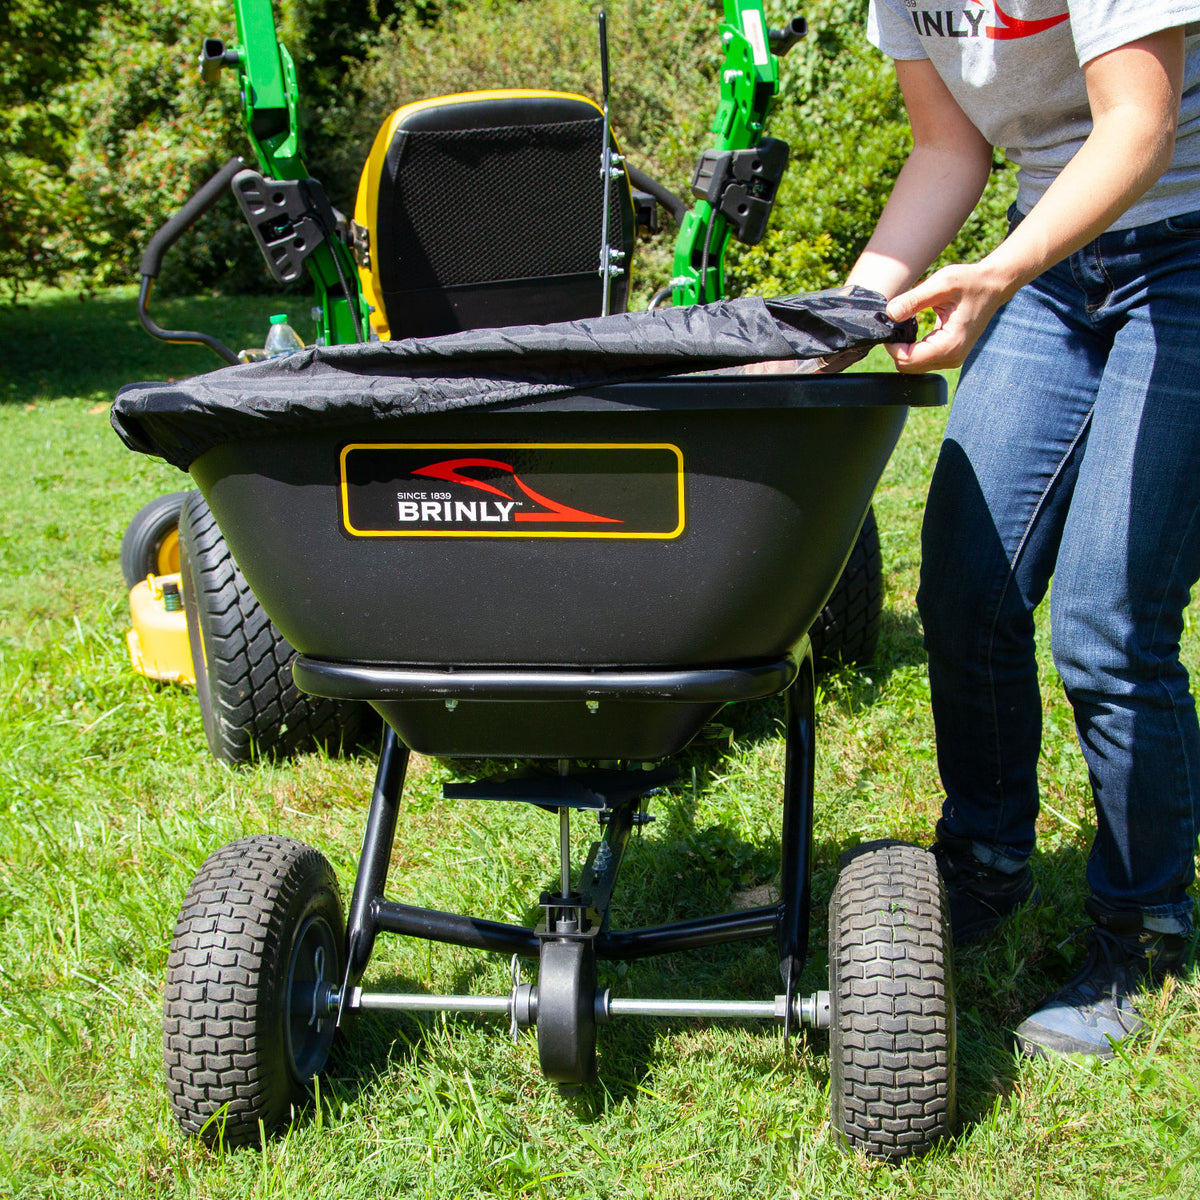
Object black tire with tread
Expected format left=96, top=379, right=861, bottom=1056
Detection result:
left=120, top=491, right=189, bottom=588
left=162, top=834, right=345, bottom=1145
left=809, top=506, right=883, bottom=670
left=179, top=490, right=376, bottom=763
left=828, top=840, right=956, bottom=1160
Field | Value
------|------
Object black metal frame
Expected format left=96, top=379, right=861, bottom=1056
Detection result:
left=339, top=652, right=816, bottom=1035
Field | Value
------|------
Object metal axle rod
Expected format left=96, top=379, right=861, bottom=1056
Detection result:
left=341, top=986, right=830, bottom=1029
left=348, top=988, right=511, bottom=1015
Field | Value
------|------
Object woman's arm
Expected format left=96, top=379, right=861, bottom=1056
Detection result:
left=884, top=27, right=1184, bottom=373
left=845, top=57, right=994, bottom=300
left=737, top=57, right=990, bottom=374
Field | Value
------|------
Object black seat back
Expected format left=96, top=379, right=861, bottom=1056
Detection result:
left=355, top=90, right=636, bottom=339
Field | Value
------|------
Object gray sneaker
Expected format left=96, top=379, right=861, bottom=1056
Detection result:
left=1014, top=900, right=1187, bottom=1059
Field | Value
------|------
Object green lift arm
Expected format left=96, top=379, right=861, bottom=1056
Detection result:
left=201, top=0, right=366, bottom=347
left=670, top=2, right=805, bottom=305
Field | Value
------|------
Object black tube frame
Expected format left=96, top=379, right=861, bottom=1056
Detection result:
left=136, top=155, right=246, bottom=365
left=341, top=653, right=817, bottom=1012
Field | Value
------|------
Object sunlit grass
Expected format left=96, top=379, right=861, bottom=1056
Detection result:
left=1, top=291, right=1198, bottom=1197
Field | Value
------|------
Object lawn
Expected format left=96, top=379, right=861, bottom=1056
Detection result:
left=1, top=287, right=1198, bottom=1198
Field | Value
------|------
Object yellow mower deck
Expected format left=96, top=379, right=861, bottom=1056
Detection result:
left=127, top=574, right=194, bottom=686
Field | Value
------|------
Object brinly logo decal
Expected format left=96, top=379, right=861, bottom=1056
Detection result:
left=339, top=442, right=685, bottom=539
left=907, top=1, right=1069, bottom=40
left=410, top=457, right=620, bottom=524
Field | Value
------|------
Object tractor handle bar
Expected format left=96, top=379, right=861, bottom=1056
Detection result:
left=770, top=17, right=808, bottom=57
left=137, top=156, right=246, bottom=365
left=626, top=164, right=689, bottom=227
left=139, top=155, right=246, bottom=279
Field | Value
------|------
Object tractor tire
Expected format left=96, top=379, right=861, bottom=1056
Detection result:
left=163, top=835, right=344, bottom=1145
left=809, top=505, right=883, bottom=670
left=120, top=491, right=189, bottom=588
left=178, top=490, right=377, bottom=764
left=828, top=840, right=956, bottom=1160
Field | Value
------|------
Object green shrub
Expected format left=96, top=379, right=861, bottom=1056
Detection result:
left=61, top=1, right=264, bottom=294
left=7, top=1, right=417, bottom=296
left=4, top=0, right=1015, bottom=299
left=0, top=0, right=112, bottom=296
left=341, top=0, right=703, bottom=172
left=728, top=0, right=1016, bottom=296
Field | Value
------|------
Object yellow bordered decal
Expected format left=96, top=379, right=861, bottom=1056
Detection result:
left=339, top=441, right=685, bottom=539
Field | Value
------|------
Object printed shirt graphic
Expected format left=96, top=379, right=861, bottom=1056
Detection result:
left=901, top=2, right=1068, bottom=43
left=867, top=1, right=1200, bottom=231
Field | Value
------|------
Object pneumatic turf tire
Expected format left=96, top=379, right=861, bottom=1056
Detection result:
left=828, top=840, right=956, bottom=1160
left=178, top=491, right=377, bottom=764
left=162, top=835, right=345, bottom=1145
left=808, top=505, right=882, bottom=670
left=120, top=491, right=189, bottom=588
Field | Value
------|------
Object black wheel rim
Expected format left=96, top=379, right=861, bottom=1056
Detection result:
left=284, top=913, right=339, bottom=1082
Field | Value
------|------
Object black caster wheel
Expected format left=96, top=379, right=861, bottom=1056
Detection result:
left=120, top=490, right=189, bottom=587
left=178, top=491, right=379, bottom=764
left=536, top=938, right=597, bottom=1091
left=828, top=840, right=956, bottom=1160
left=162, top=835, right=345, bottom=1145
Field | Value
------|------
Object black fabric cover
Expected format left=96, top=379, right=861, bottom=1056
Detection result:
left=111, top=288, right=914, bottom=471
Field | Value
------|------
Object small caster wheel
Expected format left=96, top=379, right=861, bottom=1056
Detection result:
left=536, top=938, right=597, bottom=1090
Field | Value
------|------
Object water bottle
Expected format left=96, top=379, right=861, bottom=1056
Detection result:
left=263, top=313, right=305, bottom=358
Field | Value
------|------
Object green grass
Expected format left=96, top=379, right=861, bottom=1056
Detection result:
left=1, top=291, right=1199, bottom=1198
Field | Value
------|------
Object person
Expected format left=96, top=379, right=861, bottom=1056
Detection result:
left=840, top=4, right=1200, bottom=1058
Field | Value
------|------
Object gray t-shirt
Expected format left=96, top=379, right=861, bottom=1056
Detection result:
left=867, top=1, right=1200, bottom=229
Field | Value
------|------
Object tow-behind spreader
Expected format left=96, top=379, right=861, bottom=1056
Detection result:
left=112, top=0, right=954, bottom=1162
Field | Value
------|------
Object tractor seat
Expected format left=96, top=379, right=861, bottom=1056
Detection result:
left=354, top=90, right=636, bottom=340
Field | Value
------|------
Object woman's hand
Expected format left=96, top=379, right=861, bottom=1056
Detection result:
left=849, top=29, right=1184, bottom=376
left=883, top=260, right=1008, bottom=372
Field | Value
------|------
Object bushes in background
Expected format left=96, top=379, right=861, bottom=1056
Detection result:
left=3, top=0, right=1014, bottom=300
left=1, top=0, right=115, bottom=295
left=3, top=0, right=412, bottom=296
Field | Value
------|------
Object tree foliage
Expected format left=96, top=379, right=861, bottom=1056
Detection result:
left=0, top=1, right=116, bottom=292
left=0, top=1, right=417, bottom=297
left=1, top=0, right=1014, bottom=300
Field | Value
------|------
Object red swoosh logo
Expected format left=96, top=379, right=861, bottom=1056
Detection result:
left=411, top=458, right=621, bottom=524
left=412, top=457, right=515, bottom=499
left=974, top=0, right=1069, bottom=40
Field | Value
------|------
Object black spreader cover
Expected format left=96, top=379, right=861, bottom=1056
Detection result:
left=111, top=288, right=914, bottom=470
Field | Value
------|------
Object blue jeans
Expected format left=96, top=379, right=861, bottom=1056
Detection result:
left=918, top=208, right=1200, bottom=934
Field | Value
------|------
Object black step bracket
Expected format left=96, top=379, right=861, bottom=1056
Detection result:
left=231, top=169, right=337, bottom=284
left=443, top=764, right=678, bottom=813
left=632, top=190, right=660, bottom=236
left=689, top=136, right=790, bottom=246
left=537, top=892, right=596, bottom=938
